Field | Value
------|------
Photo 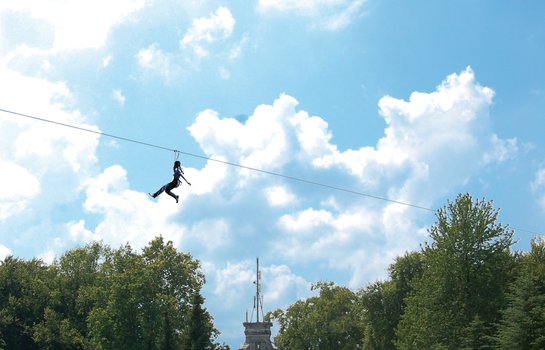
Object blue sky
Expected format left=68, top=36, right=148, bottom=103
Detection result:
left=1, top=0, right=544, bottom=347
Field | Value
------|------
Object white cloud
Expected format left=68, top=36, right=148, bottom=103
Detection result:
left=38, top=250, right=56, bottom=264
left=188, top=95, right=297, bottom=175
left=213, top=260, right=255, bottom=298
left=276, top=205, right=390, bottom=286
left=0, top=0, right=145, bottom=52
left=207, top=260, right=311, bottom=338
left=264, top=186, right=296, bottom=207
left=0, top=59, right=518, bottom=345
left=0, top=244, right=12, bottom=260
left=0, top=64, right=99, bottom=224
left=279, top=208, right=333, bottom=233
left=82, top=165, right=185, bottom=249
left=257, top=0, right=367, bottom=30
left=312, top=67, right=516, bottom=203
left=262, top=264, right=311, bottom=308
left=0, top=160, right=40, bottom=220
left=184, top=158, right=228, bottom=195
left=77, top=156, right=232, bottom=252
left=185, top=67, right=517, bottom=288
left=134, top=7, right=243, bottom=82
left=67, top=219, right=96, bottom=243
left=180, top=6, right=235, bottom=57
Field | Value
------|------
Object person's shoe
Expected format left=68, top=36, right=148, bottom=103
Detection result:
left=175, top=195, right=179, bottom=203
left=148, top=193, right=156, bottom=198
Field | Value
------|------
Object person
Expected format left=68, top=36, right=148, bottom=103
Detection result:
left=149, top=160, right=191, bottom=203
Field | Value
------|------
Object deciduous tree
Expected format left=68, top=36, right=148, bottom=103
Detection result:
left=396, top=194, right=514, bottom=349
left=270, top=282, right=363, bottom=350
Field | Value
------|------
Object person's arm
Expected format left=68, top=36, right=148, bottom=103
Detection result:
left=180, top=173, right=191, bottom=186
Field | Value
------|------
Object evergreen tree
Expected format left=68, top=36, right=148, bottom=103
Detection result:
left=182, top=293, right=216, bottom=350
left=495, top=237, right=545, bottom=349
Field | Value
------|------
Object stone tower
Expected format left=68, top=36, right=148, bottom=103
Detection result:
left=238, top=258, right=276, bottom=350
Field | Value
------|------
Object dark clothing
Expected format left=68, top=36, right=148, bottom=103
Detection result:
left=172, top=168, right=183, bottom=186
left=153, top=168, right=184, bottom=200
left=153, top=180, right=178, bottom=200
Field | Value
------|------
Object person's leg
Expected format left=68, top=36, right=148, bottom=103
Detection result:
left=165, top=182, right=179, bottom=202
left=152, top=183, right=168, bottom=198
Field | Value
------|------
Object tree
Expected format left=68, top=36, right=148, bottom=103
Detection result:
left=85, top=236, right=214, bottom=350
left=270, top=282, right=363, bottom=350
left=141, top=236, right=206, bottom=349
left=181, top=293, right=217, bottom=350
left=361, top=252, right=424, bottom=350
left=495, top=236, right=545, bottom=349
left=33, top=242, right=106, bottom=349
left=396, top=193, right=514, bottom=349
left=0, top=257, right=51, bottom=350
left=0, top=236, right=222, bottom=349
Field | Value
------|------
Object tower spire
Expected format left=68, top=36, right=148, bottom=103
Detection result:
left=239, top=257, right=276, bottom=350
left=256, top=257, right=260, bottom=322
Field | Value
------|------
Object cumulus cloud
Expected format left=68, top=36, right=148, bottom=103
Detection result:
left=0, top=64, right=516, bottom=344
left=0, top=64, right=99, bottom=225
left=264, top=186, right=296, bottom=207
left=313, top=67, right=516, bottom=204
left=75, top=154, right=233, bottom=253
left=180, top=6, right=235, bottom=57
left=188, top=95, right=297, bottom=174
left=0, top=160, right=40, bottom=220
left=81, top=165, right=185, bottom=249
left=257, top=0, right=367, bottom=30
left=184, top=67, right=517, bottom=287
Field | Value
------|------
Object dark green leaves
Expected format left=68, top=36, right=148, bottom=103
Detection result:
left=0, top=237, right=223, bottom=350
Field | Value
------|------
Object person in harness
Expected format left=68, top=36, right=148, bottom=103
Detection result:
left=149, top=160, right=191, bottom=203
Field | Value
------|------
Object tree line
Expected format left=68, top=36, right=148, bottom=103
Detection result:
left=269, top=193, right=545, bottom=349
left=2, top=193, right=544, bottom=349
left=0, top=236, right=229, bottom=350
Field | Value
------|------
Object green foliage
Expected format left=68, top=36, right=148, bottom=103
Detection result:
left=361, top=252, right=424, bottom=350
left=0, top=236, right=221, bottom=350
left=395, top=193, right=515, bottom=349
left=0, top=257, right=51, bottom=350
left=270, top=281, right=363, bottom=350
left=495, top=237, right=545, bottom=349
left=264, top=194, right=545, bottom=350
left=181, top=293, right=216, bottom=350
left=2, top=194, right=544, bottom=350
left=361, top=281, right=397, bottom=350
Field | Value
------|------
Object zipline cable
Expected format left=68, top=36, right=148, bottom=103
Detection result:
left=0, top=107, right=434, bottom=211
left=2, top=106, right=544, bottom=238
